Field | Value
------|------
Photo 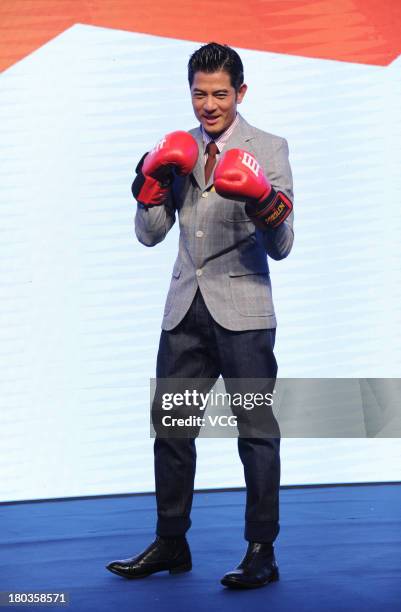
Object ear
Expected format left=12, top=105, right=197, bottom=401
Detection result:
left=236, top=83, right=248, bottom=104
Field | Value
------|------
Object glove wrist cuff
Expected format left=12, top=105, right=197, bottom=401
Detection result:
left=245, top=188, right=293, bottom=230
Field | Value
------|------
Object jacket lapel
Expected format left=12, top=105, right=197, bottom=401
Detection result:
left=190, top=128, right=206, bottom=190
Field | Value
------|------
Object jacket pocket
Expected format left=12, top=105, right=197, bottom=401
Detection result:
left=172, top=260, right=182, bottom=278
left=223, top=200, right=253, bottom=223
left=163, top=262, right=182, bottom=315
left=228, top=268, right=273, bottom=317
left=228, top=251, right=269, bottom=277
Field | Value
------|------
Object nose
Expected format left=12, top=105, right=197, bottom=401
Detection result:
left=203, top=96, right=217, bottom=113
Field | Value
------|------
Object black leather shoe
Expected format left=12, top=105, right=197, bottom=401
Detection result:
left=221, top=542, right=279, bottom=589
left=106, top=535, right=192, bottom=579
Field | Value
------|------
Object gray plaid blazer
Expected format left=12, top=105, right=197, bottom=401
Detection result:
left=135, top=114, right=294, bottom=331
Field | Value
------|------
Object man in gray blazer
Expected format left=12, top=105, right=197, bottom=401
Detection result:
left=107, top=42, right=294, bottom=590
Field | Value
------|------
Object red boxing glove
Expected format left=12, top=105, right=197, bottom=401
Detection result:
left=214, top=148, right=292, bottom=229
left=132, top=131, right=199, bottom=207
left=142, top=130, right=198, bottom=178
left=131, top=153, right=171, bottom=206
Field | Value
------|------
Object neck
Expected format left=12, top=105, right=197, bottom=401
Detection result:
left=204, top=129, right=222, bottom=139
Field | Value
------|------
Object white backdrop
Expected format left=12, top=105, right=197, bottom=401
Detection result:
left=1, top=25, right=400, bottom=502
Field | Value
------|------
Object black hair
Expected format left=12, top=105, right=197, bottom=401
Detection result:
left=188, top=42, right=244, bottom=91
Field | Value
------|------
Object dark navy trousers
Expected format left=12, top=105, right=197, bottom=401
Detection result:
left=153, top=288, right=280, bottom=543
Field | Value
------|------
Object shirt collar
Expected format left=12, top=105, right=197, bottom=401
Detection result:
left=201, top=113, right=240, bottom=153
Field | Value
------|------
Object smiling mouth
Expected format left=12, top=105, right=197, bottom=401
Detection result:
left=204, top=116, right=219, bottom=123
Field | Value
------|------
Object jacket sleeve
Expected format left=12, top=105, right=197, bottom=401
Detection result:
left=134, top=190, right=176, bottom=247
left=257, top=137, right=294, bottom=260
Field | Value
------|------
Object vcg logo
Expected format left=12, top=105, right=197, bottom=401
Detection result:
left=208, top=415, right=237, bottom=427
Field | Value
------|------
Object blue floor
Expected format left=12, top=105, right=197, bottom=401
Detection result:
left=1, top=484, right=400, bottom=611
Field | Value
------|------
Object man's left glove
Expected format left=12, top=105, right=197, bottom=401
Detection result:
left=132, top=131, right=199, bottom=207
left=214, top=148, right=292, bottom=229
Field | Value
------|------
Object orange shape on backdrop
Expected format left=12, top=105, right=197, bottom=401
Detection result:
left=0, top=0, right=400, bottom=72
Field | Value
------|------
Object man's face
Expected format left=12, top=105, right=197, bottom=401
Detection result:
left=190, top=70, right=247, bottom=137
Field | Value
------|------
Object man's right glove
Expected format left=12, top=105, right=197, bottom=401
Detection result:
left=214, top=148, right=293, bottom=229
left=132, top=131, right=199, bottom=207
